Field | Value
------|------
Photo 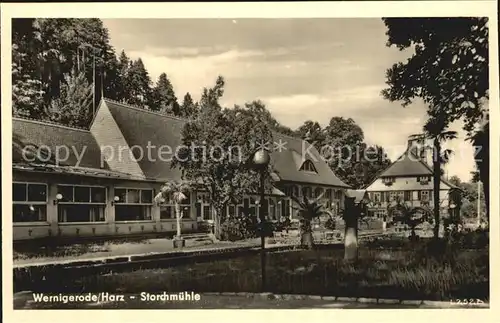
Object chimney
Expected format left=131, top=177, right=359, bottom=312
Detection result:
left=407, top=134, right=432, bottom=167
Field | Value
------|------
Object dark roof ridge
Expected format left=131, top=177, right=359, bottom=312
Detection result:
left=272, top=130, right=302, bottom=141
left=102, top=98, right=187, bottom=123
left=12, top=116, right=90, bottom=132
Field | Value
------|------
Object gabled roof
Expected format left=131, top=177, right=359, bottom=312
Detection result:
left=379, top=148, right=432, bottom=177
left=271, top=132, right=349, bottom=188
left=97, top=99, right=350, bottom=188
left=12, top=118, right=108, bottom=170
left=346, top=189, right=370, bottom=204
left=103, top=99, right=185, bottom=181
left=365, top=146, right=458, bottom=189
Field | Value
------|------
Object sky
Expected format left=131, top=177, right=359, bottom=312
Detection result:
left=102, top=18, right=477, bottom=182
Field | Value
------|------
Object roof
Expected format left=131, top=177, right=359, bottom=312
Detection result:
left=270, top=132, right=350, bottom=188
left=12, top=118, right=107, bottom=170
left=379, top=148, right=432, bottom=177
left=13, top=163, right=148, bottom=181
left=100, top=99, right=350, bottom=188
left=366, top=146, right=458, bottom=189
left=346, top=189, right=370, bottom=204
left=103, top=99, right=185, bottom=181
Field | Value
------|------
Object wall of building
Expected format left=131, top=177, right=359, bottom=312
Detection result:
left=366, top=175, right=453, bottom=218
left=12, top=171, right=198, bottom=241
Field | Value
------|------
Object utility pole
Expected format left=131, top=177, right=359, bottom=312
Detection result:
left=477, top=179, right=481, bottom=225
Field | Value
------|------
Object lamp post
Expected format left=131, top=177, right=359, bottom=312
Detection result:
left=252, top=148, right=270, bottom=292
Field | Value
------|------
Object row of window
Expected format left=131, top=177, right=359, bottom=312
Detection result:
left=282, top=185, right=343, bottom=200
left=381, top=176, right=432, bottom=185
left=12, top=183, right=293, bottom=224
left=13, top=183, right=157, bottom=223
left=369, top=190, right=434, bottom=203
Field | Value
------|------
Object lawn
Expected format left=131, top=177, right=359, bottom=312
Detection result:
left=59, top=239, right=488, bottom=302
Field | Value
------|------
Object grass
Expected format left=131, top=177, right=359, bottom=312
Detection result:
left=43, top=242, right=488, bottom=301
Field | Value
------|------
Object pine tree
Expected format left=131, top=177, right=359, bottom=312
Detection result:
left=127, top=58, right=152, bottom=108
left=150, top=73, right=179, bottom=114
left=181, top=92, right=198, bottom=118
left=48, top=69, right=93, bottom=128
left=116, top=50, right=131, bottom=102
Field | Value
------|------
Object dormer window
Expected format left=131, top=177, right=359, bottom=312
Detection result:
left=418, top=176, right=431, bottom=184
left=382, top=177, right=395, bottom=185
left=299, top=160, right=317, bottom=173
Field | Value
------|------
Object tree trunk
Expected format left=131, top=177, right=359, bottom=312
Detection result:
left=474, top=122, right=489, bottom=223
left=344, top=197, right=358, bottom=261
left=300, top=220, right=314, bottom=249
left=432, top=138, right=441, bottom=239
left=344, top=226, right=358, bottom=261
left=175, top=203, right=181, bottom=238
left=212, top=206, right=221, bottom=240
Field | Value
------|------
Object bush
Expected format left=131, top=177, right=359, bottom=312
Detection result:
left=220, top=214, right=258, bottom=241
left=324, top=217, right=337, bottom=230
left=455, top=227, right=489, bottom=249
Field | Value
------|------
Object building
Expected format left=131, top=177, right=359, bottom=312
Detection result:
left=12, top=98, right=350, bottom=241
left=365, top=134, right=459, bottom=219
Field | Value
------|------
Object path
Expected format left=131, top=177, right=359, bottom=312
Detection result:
left=14, top=230, right=388, bottom=268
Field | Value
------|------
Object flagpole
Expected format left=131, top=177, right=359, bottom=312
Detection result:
left=92, top=50, right=96, bottom=117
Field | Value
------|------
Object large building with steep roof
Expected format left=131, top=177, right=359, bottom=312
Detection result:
left=12, top=98, right=350, bottom=240
left=365, top=134, right=459, bottom=218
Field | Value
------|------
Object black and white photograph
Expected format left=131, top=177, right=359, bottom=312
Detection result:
left=2, top=1, right=498, bottom=318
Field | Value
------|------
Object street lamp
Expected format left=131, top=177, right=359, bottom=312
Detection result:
left=252, top=148, right=270, bottom=292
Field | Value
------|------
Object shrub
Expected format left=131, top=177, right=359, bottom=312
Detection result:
left=220, top=214, right=258, bottom=241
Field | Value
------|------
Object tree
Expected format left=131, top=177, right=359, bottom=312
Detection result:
left=47, top=69, right=93, bottom=128
left=12, top=19, right=46, bottom=118
left=150, top=73, right=179, bottom=114
left=181, top=92, right=198, bottom=118
left=127, top=58, right=153, bottom=108
left=321, top=117, right=391, bottom=188
left=12, top=18, right=122, bottom=124
left=296, top=120, right=326, bottom=147
left=381, top=17, right=489, bottom=220
left=341, top=196, right=363, bottom=261
left=154, top=180, right=192, bottom=241
left=172, top=76, right=273, bottom=239
left=116, top=50, right=131, bottom=102
left=290, top=194, right=329, bottom=249
left=389, top=198, right=432, bottom=241
left=423, top=113, right=457, bottom=239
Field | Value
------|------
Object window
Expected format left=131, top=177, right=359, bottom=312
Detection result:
left=418, top=176, right=431, bottom=183
left=324, top=189, right=332, bottom=200
left=334, top=190, right=343, bottom=200
left=160, top=190, right=191, bottom=220
left=301, top=186, right=312, bottom=198
left=57, top=185, right=106, bottom=223
left=373, top=192, right=381, bottom=203
left=299, top=160, right=317, bottom=173
left=389, top=192, right=397, bottom=201
left=313, top=187, right=324, bottom=199
left=115, top=188, right=153, bottom=221
left=420, top=190, right=429, bottom=201
left=291, top=185, right=299, bottom=197
left=13, top=183, right=47, bottom=222
left=382, top=177, right=395, bottom=185
left=268, top=199, right=276, bottom=220
left=404, top=191, right=411, bottom=201
left=397, top=191, right=404, bottom=201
